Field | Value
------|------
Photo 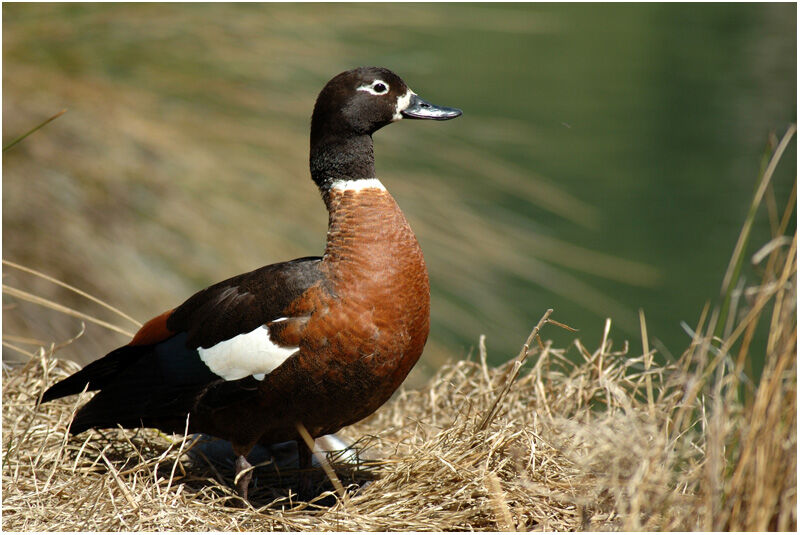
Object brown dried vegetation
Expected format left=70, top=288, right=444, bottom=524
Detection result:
left=3, top=225, right=795, bottom=530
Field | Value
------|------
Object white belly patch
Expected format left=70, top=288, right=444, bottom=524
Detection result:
left=197, top=325, right=298, bottom=381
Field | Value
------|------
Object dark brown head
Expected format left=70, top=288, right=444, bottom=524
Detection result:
left=309, top=67, right=461, bottom=190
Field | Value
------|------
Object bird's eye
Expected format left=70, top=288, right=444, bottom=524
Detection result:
left=357, top=80, right=391, bottom=96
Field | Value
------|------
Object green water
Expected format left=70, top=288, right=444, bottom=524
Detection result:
left=355, top=2, right=797, bottom=362
left=3, top=3, right=796, bottom=373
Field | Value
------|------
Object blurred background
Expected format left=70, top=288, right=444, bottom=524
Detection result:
left=3, top=3, right=796, bottom=386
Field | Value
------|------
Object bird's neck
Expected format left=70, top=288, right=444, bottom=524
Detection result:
left=321, top=178, right=391, bottom=234
left=309, top=133, right=376, bottom=191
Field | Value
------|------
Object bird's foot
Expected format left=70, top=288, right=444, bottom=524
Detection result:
left=234, top=455, right=253, bottom=502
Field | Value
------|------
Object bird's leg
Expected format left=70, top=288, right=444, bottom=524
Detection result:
left=297, top=438, right=315, bottom=499
left=234, top=454, right=253, bottom=502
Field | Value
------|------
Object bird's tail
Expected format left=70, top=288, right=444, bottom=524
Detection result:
left=41, top=339, right=206, bottom=436
left=41, top=345, right=143, bottom=404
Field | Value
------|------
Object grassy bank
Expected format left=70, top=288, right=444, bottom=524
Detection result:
left=3, top=222, right=795, bottom=529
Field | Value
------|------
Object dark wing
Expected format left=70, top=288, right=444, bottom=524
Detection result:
left=41, top=256, right=323, bottom=435
left=168, top=256, right=323, bottom=349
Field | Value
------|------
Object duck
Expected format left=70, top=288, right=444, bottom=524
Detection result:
left=41, top=66, right=462, bottom=500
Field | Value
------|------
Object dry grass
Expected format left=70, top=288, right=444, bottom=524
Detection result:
left=3, top=229, right=795, bottom=530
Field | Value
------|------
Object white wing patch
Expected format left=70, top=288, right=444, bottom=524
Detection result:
left=197, top=325, right=298, bottom=381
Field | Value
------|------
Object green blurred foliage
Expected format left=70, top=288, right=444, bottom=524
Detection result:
left=3, top=3, right=795, bottom=382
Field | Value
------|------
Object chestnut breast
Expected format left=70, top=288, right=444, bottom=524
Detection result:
left=284, top=182, right=430, bottom=433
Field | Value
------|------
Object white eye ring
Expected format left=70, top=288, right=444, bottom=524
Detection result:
left=357, top=79, right=390, bottom=96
